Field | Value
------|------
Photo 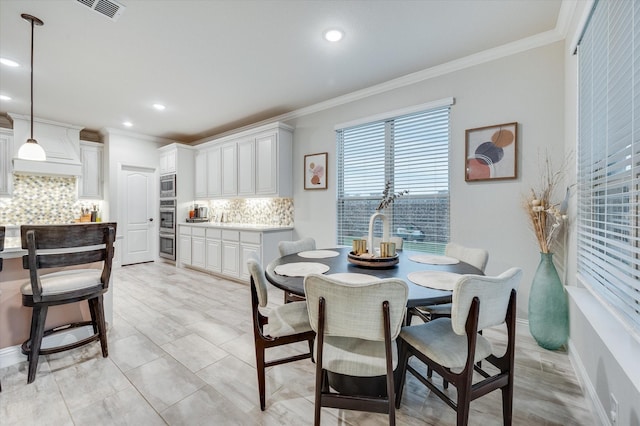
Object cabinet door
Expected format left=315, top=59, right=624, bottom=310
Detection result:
left=206, top=238, right=222, bottom=272
left=160, top=150, right=177, bottom=174
left=222, top=241, right=240, bottom=277
left=194, top=151, right=207, bottom=199
left=192, top=236, right=206, bottom=268
left=79, top=142, right=103, bottom=199
left=0, top=130, right=11, bottom=196
left=221, top=143, right=237, bottom=197
left=255, top=133, right=277, bottom=195
left=179, top=235, right=192, bottom=265
left=240, top=244, right=261, bottom=281
left=237, top=138, right=255, bottom=196
left=207, top=147, right=222, bottom=197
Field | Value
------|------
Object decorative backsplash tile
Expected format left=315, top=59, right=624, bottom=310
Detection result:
left=206, top=198, right=293, bottom=226
left=0, top=175, right=102, bottom=225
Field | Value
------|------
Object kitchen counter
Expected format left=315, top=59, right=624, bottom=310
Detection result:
left=178, top=222, right=293, bottom=232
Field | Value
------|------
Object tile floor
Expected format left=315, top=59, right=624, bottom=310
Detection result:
left=0, top=262, right=595, bottom=425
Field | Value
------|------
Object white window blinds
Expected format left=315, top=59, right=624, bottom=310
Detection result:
left=577, top=0, right=640, bottom=331
left=337, top=106, right=450, bottom=253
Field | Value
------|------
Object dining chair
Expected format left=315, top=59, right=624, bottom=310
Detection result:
left=20, top=223, right=117, bottom=384
left=247, top=255, right=315, bottom=411
left=395, top=268, right=522, bottom=426
left=408, top=242, right=489, bottom=325
left=304, top=273, right=408, bottom=426
left=278, top=237, right=316, bottom=302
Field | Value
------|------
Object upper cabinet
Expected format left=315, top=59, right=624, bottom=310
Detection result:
left=0, top=129, right=11, bottom=196
left=78, top=141, right=103, bottom=199
left=194, top=122, right=292, bottom=199
left=159, top=148, right=177, bottom=175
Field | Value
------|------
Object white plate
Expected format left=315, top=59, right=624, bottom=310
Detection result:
left=297, top=250, right=341, bottom=259
left=274, top=262, right=330, bottom=277
left=407, top=271, right=462, bottom=290
left=408, top=254, right=460, bottom=265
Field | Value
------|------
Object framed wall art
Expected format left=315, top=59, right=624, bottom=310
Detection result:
left=304, top=152, right=328, bottom=190
left=465, top=122, right=518, bottom=182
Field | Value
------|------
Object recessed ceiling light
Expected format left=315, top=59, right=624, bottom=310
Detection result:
left=123, top=121, right=133, bottom=127
left=0, top=95, right=11, bottom=101
left=324, top=29, right=344, bottom=42
left=153, top=103, right=166, bottom=111
left=0, top=57, right=20, bottom=67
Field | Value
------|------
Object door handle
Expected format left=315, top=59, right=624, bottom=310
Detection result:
left=149, top=218, right=154, bottom=222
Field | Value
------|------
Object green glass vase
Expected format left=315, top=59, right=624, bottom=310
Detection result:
left=528, top=252, right=568, bottom=350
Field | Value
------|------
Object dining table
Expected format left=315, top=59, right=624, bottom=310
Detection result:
left=265, top=246, right=484, bottom=310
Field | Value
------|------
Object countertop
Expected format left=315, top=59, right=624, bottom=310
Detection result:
left=178, top=222, right=293, bottom=232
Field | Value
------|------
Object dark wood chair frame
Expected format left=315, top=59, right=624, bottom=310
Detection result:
left=250, top=274, right=315, bottom=411
left=395, top=290, right=517, bottom=426
left=313, top=297, right=398, bottom=426
left=20, top=223, right=117, bottom=384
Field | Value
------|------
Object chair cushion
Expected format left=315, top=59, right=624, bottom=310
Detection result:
left=21, top=269, right=102, bottom=296
left=400, top=318, right=492, bottom=369
left=317, top=335, right=398, bottom=377
left=265, top=300, right=313, bottom=337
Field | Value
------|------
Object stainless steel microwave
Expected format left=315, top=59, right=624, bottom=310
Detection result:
left=160, top=174, right=176, bottom=198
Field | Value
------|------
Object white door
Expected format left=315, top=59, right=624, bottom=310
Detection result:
left=120, top=165, right=155, bottom=265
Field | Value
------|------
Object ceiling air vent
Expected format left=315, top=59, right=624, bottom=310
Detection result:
left=75, top=0, right=126, bottom=22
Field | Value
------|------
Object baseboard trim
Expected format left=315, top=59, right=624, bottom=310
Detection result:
left=568, top=339, right=609, bottom=426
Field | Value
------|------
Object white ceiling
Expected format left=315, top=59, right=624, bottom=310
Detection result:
left=0, top=0, right=565, bottom=143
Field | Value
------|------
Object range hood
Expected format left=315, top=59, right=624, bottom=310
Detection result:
left=9, top=113, right=83, bottom=177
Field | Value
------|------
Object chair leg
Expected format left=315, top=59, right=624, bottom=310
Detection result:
left=255, top=343, right=266, bottom=411
left=27, top=306, right=48, bottom=384
left=90, top=296, right=108, bottom=357
left=394, top=340, right=409, bottom=409
left=501, top=376, right=514, bottom=425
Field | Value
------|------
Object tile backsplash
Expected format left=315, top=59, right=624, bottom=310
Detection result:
left=206, top=198, right=293, bottom=226
left=0, top=175, right=100, bottom=225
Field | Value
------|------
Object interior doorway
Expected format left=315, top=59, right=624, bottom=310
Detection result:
left=119, top=164, right=156, bottom=265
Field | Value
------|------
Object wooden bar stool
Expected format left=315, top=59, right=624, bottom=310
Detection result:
left=20, top=223, right=116, bottom=384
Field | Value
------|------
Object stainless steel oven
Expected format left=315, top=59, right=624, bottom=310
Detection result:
left=160, top=173, right=176, bottom=198
left=159, top=199, right=176, bottom=233
left=159, top=232, right=176, bottom=260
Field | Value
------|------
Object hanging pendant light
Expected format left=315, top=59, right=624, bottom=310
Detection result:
left=17, top=13, right=46, bottom=161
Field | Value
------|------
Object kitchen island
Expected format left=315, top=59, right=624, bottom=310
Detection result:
left=0, top=225, right=110, bottom=352
left=177, top=222, right=293, bottom=282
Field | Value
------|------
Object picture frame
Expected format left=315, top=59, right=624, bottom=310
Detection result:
left=304, top=152, right=328, bottom=190
left=465, top=122, right=518, bottom=182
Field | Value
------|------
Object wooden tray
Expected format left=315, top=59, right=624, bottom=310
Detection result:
left=347, top=251, right=399, bottom=269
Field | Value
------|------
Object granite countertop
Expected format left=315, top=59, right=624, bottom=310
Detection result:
left=178, top=222, right=294, bottom=232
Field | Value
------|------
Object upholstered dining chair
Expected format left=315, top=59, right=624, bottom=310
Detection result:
left=278, top=237, right=316, bottom=302
left=247, top=255, right=315, bottom=411
left=20, top=223, right=116, bottom=384
left=395, top=268, right=522, bottom=426
left=304, top=274, right=408, bottom=426
left=408, top=242, right=489, bottom=325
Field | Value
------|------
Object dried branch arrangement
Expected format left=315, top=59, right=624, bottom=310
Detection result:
left=376, top=181, right=409, bottom=211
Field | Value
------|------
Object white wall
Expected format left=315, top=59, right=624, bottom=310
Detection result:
left=285, top=41, right=566, bottom=320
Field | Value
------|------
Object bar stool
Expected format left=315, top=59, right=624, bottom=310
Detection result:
left=20, top=223, right=116, bottom=384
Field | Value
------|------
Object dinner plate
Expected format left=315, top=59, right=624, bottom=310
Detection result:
left=408, top=254, right=460, bottom=265
left=297, top=250, right=341, bottom=259
left=407, top=271, right=462, bottom=291
left=274, top=262, right=330, bottom=277
left=327, top=272, right=381, bottom=284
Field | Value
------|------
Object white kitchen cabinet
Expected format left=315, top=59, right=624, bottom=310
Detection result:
left=221, top=142, right=237, bottom=197
left=237, top=138, right=255, bottom=196
left=194, top=151, right=207, bottom=199
left=78, top=141, right=103, bottom=199
left=255, top=132, right=278, bottom=195
left=159, top=148, right=176, bottom=174
left=0, top=129, right=11, bottom=196
left=205, top=228, right=222, bottom=272
left=179, top=226, right=192, bottom=265
left=191, top=227, right=206, bottom=269
left=206, top=146, right=222, bottom=197
left=240, top=231, right=262, bottom=280
left=222, top=230, right=240, bottom=277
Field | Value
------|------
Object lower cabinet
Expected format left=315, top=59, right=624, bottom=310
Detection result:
left=178, top=225, right=292, bottom=282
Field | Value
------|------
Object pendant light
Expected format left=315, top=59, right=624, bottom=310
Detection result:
left=17, top=13, right=46, bottom=161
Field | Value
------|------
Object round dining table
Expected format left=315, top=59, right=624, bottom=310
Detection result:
left=265, top=246, right=484, bottom=309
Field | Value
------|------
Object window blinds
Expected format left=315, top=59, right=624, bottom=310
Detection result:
left=336, top=107, right=450, bottom=253
left=577, top=0, right=640, bottom=331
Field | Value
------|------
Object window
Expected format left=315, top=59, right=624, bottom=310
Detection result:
left=336, top=102, right=451, bottom=253
left=577, top=0, right=640, bottom=331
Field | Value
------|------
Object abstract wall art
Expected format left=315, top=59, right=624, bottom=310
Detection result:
left=465, top=122, right=518, bottom=182
left=304, top=152, right=328, bottom=190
